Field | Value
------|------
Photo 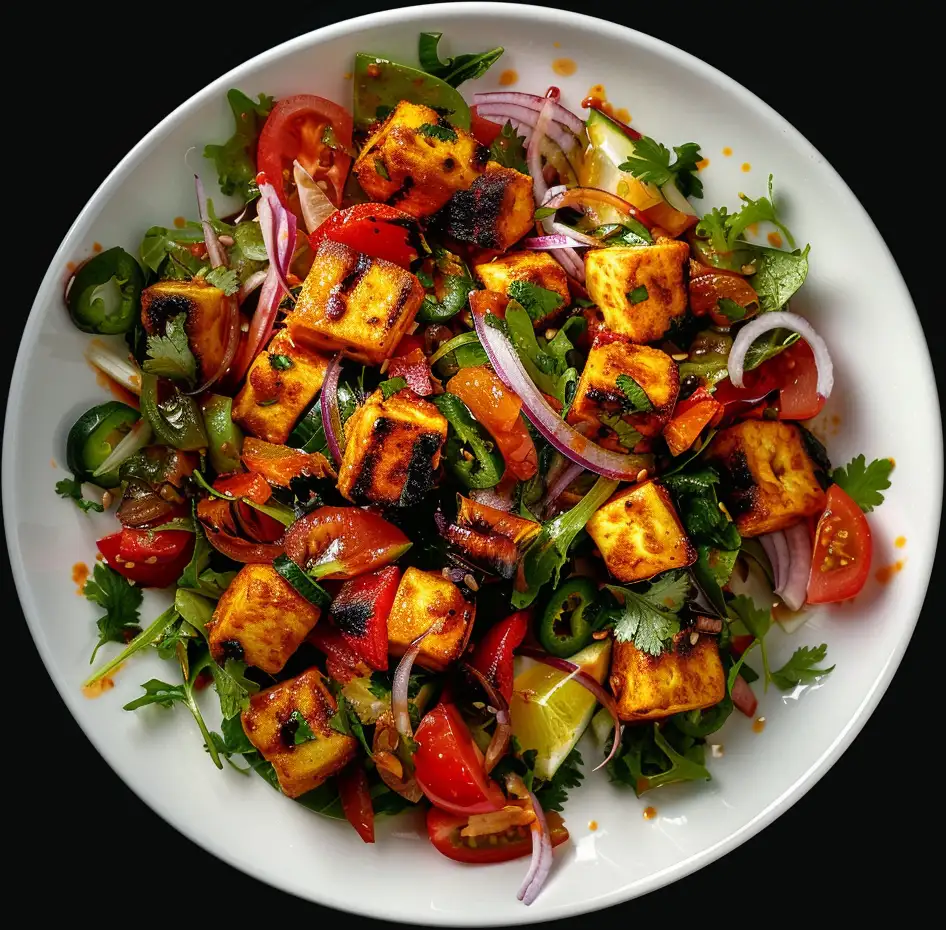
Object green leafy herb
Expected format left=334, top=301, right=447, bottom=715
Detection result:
left=616, top=374, right=653, bottom=413
left=379, top=376, right=408, bottom=400
left=750, top=245, right=810, bottom=313
left=55, top=476, right=104, bottom=513
left=139, top=225, right=207, bottom=279
left=203, top=266, right=239, bottom=296
left=663, top=468, right=741, bottom=551
left=534, top=207, right=556, bottom=221
left=83, top=563, right=143, bottom=663
left=535, top=749, right=584, bottom=812
left=626, top=285, right=649, bottom=305
left=503, top=301, right=577, bottom=408
left=618, top=135, right=704, bottom=199
left=604, top=571, right=688, bottom=656
left=717, top=297, right=747, bottom=321
left=418, top=122, right=458, bottom=143
left=598, top=412, right=642, bottom=450
left=489, top=121, right=529, bottom=174
left=211, top=658, right=258, bottom=719
left=328, top=697, right=374, bottom=756
left=143, top=313, right=197, bottom=383
left=203, top=89, right=274, bottom=202
left=289, top=709, right=317, bottom=745
left=692, top=545, right=739, bottom=615
left=269, top=354, right=293, bottom=372
left=727, top=595, right=772, bottom=685
left=418, top=32, right=504, bottom=87
left=770, top=644, right=835, bottom=690
left=608, top=723, right=710, bottom=795
left=374, top=158, right=390, bottom=181
left=831, top=455, right=893, bottom=512
left=696, top=176, right=794, bottom=253
left=592, top=221, right=653, bottom=247
left=507, top=280, right=564, bottom=322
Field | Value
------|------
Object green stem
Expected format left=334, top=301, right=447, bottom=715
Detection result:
left=84, top=607, right=176, bottom=687
left=186, top=692, right=222, bottom=769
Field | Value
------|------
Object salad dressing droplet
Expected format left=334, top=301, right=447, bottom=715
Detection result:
left=752, top=716, right=766, bottom=733
left=875, top=560, right=905, bottom=584
left=498, top=69, right=518, bottom=86
left=552, top=58, right=577, bottom=76
left=895, top=536, right=907, bottom=549
left=741, top=162, right=752, bottom=173
left=82, top=676, right=116, bottom=698
left=642, top=807, right=657, bottom=820
left=722, top=146, right=733, bottom=156
left=588, top=820, right=598, bottom=831
left=767, top=231, right=783, bottom=248
left=72, top=562, right=89, bottom=594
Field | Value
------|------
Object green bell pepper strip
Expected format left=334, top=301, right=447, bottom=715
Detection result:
left=430, top=393, right=503, bottom=489
left=538, top=576, right=598, bottom=657
left=201, top=394, right=244, bottom=474
left=140, top=373, right=208, bottom=451
left=66, top=401, right=140, bottom=487
left=67, top=247, right=145, bottom=334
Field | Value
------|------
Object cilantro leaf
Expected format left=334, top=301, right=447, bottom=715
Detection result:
left=751, top=245, right=810, bottom=313
left=627, top=285, right=649, bottom=305
left=663, top=468, right=741, bottom=551
left=55, top=476, right=104, bottom=513
left=831, top=455, right=893, bottom=512
left=379, top=376, right=408, bottom=400
left=418, top=122, right=458, bottom=143
left=203, top=89, right=274, bottom=202
left=604, top=571, right=689, bottom=656
left=83, top=563, right=143, bottom=662
left=489, top=121, right=528, bottom=174
left=618, top=135, right=704, bottom=200
left=770, top=644, right=835, bottom=690
left=534, top=749, right=584, bottom=812
left=142, top=313, right=197, bottom=382
left=269, top=354, right=293, bottom=371
left=210, top=658, right=259, bottom=719
left=289, top=709, right=317, bottom=745
left=123, top=679, right=187, bottom=710
left=417, top=32, right=504, bottom=88
left=608, top=723, right=710, bottom=795
left=616, top=374, right=653, bottom=413
left=642, top=570, right=691, bottom=611
left=204, top=266, right=239, bottom=296
left=507, top=280, right=564, bottom=323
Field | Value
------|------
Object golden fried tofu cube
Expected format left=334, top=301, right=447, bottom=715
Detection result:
left=586, top=479, right=696, bottom=583
left=610, top=635, right=725, bottom=721
left=337, top=388, right=447, bottom=507
left=584, top=241, right=690, bottom=343
left=141, top=279, right=229, bottom=384
left=231, top=329, right=330, bottom=444
left=290, top=240, right=424, bottom=364
left=387, top=567, right=475, bottom=672
left=569, top=335, right=679, bottom=438
left=209, top=564, right=321, bottom=675
left=354, top=101, right=488, bottom=217
left=705, top=420, right=827, bottom=537
left=241, top=668, right=356, bottom=798
left=474, top=252, right=570, bottom=328
left=441, top=162, right=535, bottom=251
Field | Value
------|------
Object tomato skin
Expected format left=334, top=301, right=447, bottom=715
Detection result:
left=807, top=485, right=873, bottom=604
left=338, top=765, right=375, bottom=844
left=414, top=704, right=506, bottom=816
left=329, top=566, right=400, bottom=671
left=470, top=108, right=504, bottom=146
left=731, top=675, right=758, bottom=717
left=257, top=95, right=353, bottom=207
left=308, top=204, right=418, bottom=269
left=663, top=387, right=724, bottom=456
left=387, top=348, right=434, bottom=396
left=426, top=807, right=569, bottom=864
left=689, top=262, right=761, bottom=328
left=470, top=611, right=529, bottom=703
left=97, top=530, right=194, bottom=588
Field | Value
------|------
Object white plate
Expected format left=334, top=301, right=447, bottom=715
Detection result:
left=4, top=3, right=942, bottom=925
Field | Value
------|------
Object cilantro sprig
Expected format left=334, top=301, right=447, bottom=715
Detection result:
left=142, top=312, right=197, bottom=383
left=56, top=476, right=104, bottom=514
left=696, top=175, right=795, bottom=253
left=619, top=135, right=704, bottom=199
left=603, top=571, right=690, bottom=657
left=770, top=644, right=835, bottom=690
left=83, top=563, right=143, bottom=663
left=831, top=455, right=893, bottom=512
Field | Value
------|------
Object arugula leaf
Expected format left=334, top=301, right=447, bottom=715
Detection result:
left=534, top=749, right=584, bottom=812
left=608, top=723, right=710, bottom=795
left=83, top=563, right=143, bottom=663
left=507, top=280, right=564, bottom=322
left=616, top=374, right=653, bottom=414
left=728, top=595, right=772, bottom=683
left=418, top=122, right=458, bottom=143
left=770, top=644, right=835, bottom=690
left=204, top=266, right=239, bottom=296
left=123, top=678, right=187, bottom=710
left=203, top=89, right=274, bottom=202
left=379, top=376, right=408, bottom=400
left=143, top=313, right=197, bottom=383
left=626, top=285, right=649, bottom=305
left=210, top=658, right=258, bottom=719
left=55, top=476, right=104, bottom=513
left=831, top=455, right=893, bottom=512
left=417, top=32, right=504, bottom=87
left=717, top=297, right=747, bottom=322
left=697, top=176, right=794, bottom=253
left=618, top=135, right=704, bottom=199
left=604, top=572, right=688, bottom=656
left=489, top=121, right=528, bottom=174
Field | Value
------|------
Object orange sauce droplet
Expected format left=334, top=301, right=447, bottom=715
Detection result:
left=642, top=806, right=657, bottom=820
left=72, top=562, right=89, bottom=594
left=67, top=261, right=77, bottom=273
left=553, top=41, right=562, bottom=48
left=722, top=146, right=733, bottom=157
left=552, top=58, right=577, bottom=76
left=767, top=231, right=783, bottom=248
left=588, top=820, right=598, bottom=831
left=50, top=458, right=57, bottom=469
left=173, top=216, right=186, bottom=229
left=875, top=560, right=905, bottom=585
left=95, top=552, right=105, bottom=562
left=94, top=368, right=140, bottom=409
left=747, top=223, right=760, bottom=237
left=895, top=536, right=907, bottom=549
left=614, top=107, right=631, bottom=123
left=343, top=71, right=353, bottom=80
left=83, top=676, right=116, bottom=698
left=92, top=242, right=103, bottom=253
left=831, top=414, right=841, bottom=425
left=696, top=158, right=710, bottom=171
left=888, top=457, right=896, bottom=468
left=741, top=162, right=752, bottom=173
left=588, top=83, right=606, bottom=99
left=498, top=69, right=518, bottom=87
left=752, top=716, right=766, bottom=733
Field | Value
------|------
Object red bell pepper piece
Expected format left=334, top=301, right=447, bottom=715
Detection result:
left=470, top=611, right=530, bottom=703
left=213, top=472, right=272, bottom=505
left=308, top=625, right=371, bottom=683
left=338, top=764, right=375, bottom=843
left=328, top=566, right=400, bottom=671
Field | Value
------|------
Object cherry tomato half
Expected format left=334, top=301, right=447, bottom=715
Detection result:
left=97, top=530, right=194, bottom=588
left=308, top=204, right=419, bottom=269
left=807, top=485, right=872, bottom=604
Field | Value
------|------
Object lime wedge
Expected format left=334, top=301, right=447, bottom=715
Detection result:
left=510, top=640, right=611, bottom=781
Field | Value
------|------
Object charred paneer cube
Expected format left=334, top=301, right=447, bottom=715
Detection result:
left=353, top=101, right=489, bottom=217
left=705, top=420, right=827, bottom=537
left=569, top=335, right=679, bottom=438
left=337, top=387, right=447, bottom=507
left=584, top=241, right=690, bottom=343
left=387, top=567, right=475, bottom=672
left=232, top=329, right=330, bottom=444
left=586, top=479, right=696, bottom=583
left=610, top=634, right=725, bottom=721
left=208, top=564, right=321, bottom=675
left=474, top=252, right=570, bottom=329
left=440, top=162, right=535, bottom=252
left=289, top=240, right=424, bottom=364
left=141, top=279, right=230, bottom=384
left=241, top=668, right=356, bottom=798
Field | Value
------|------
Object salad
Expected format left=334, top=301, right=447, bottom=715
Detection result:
left=59, top=31, right=894, bottom=905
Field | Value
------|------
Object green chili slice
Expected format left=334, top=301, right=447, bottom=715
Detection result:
left=140, top=372, right=208, bottom=451
left=201, top=394, right=244, bottom=474
left=67, top=247, right=144, bottom=334
left=66, top=401, right=141, bottom=487
left=538, top=577, right=598, bottom=657
left=430, top=393, right=503, bottom=489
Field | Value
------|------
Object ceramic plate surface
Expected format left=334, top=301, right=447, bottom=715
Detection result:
left=5, top=3, right=941, bottom=925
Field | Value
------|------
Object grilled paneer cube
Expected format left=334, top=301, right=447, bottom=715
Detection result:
left=353, top=101, right=489, bottom=217
left=705, top=420, right=827, bottom=537
left=290, top=240, right=424, bottom=364
left=586, top=479, right=696, bottom=582
left=474, top=252, right=570, bottom=328
left=584, top=241, right=690, bottom=343
left=337, top=387, right=447, bottom=507
left=387, top=567, right=475, bottom=672
left=141, top=279, right=230, bottom=384
left=440, top=162, right=535, bottom=251
left=208, top=564, right=321, bottom=675
left=241, top=668, right=356, bottom=798
left=232, top=329, right=330, bottom=444
left=569, top=336, right=679, bottom=438
left=610, top=635, right=725, bottom=721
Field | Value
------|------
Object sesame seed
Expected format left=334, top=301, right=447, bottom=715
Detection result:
left=463, top=574, right=480, bottom=591
left=689, top=631, right=699, bottom=645
left=671, top=353, right=688, bottom=361
left=544, top=328, right=558, bottom=340
left=741, top=264, right=755, bottom=275
left=101, top=490, right=113, bottom=508
left=146, top=556, right=158, bottom=565
left=636, top=469, right=649, bottom=482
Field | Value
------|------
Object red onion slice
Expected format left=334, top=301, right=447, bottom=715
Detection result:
left=471, top=307, right=646, bottom=480
left=293, top=160, right=337, bottom=234
left=470, top=486, right=514, bottom=512
left=527, top=97, right=557, bottom=205
left=519, top=789, right=553, bottom=905
left=540, top=460, right=585, bottom=517
left=392, top=619, right=445, bottom=747
left=475, top=103, right=581, bottom=154
left=728, top=311, right=834, bottom=399
left=518, top=647, right=622, bottom=772
left=463, top=664, right=512, bottom=774
left=474, top=90, right=586, bottom=136
left=320, top=352, right=345, bottom=465
left=760, top=530, right=789, bottom=592
left=256, top=173, right=297, bottom=300
left=194, top=175, right=228, bottom=269
left=238, top=269, right=268, bottom=305
left=780, top=522, right=813, bottom=611
left=523, top=234, right=588, bottom=250
left=546, top=221, right=600, bottom=248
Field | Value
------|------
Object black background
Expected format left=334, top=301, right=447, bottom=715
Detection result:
left=6, top=2, right=944, bottom=925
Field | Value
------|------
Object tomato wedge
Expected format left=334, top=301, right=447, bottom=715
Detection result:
left=470, top=108, right=504, bottom=147
left=806, top=485, right=873, bottom=604
left=663, top=387, right=723, bottom=456
left=414, top=704, right=506, bottom=816
left=213, top=472, right=272, bottom=504
left=426, top=806, right=570, bottom=864
left=338, top=764, right=375, bottom=844
left=308, top=204, right=419, bottom=269
left=97, top=530, right=194, bottom=588
left=257, top=95, right=354, bottom=208
left=329, top=565, right=400, bottom=671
